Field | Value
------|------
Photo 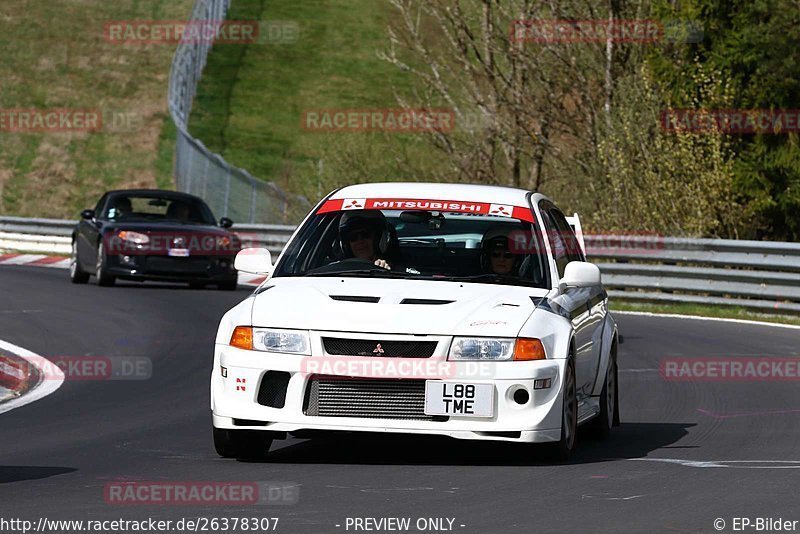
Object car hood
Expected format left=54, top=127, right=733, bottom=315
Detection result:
left=250, top=277, right=548, bottom=336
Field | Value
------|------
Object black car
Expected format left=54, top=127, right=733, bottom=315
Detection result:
left=70, top=189, right=241, bottom=289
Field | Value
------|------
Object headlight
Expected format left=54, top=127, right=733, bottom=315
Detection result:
left=117, top=230, right=149, bottom=245
left=448, top=337, right=515, bottom=361
left=448, top=337, right=547, bottom=361
left=254, top=328, right=310, bottom=354
left=230, top=326, right=310, bottom=354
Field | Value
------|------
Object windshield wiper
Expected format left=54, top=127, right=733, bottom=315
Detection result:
left=444, top=274, right=540, bottom=287
left=306, top=268, right=410, bottom=278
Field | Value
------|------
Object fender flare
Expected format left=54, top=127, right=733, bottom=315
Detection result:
left=591, top=313, right=618, bottom=397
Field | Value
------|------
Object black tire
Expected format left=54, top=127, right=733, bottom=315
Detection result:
left=590, top=350, right=618, bottom=438
left=69, top=240, right=90, bottom=284
left=213, top=427, right=273, bottom=460
left=217, top=278, right=238, bottom=291
left=547, top=359, right=577, bottom=462
left=95, top=242, right=116, bottom=287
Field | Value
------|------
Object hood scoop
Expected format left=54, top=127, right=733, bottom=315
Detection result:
left=400, top=298, right=454, bottom=305
left=329, top=295, right=381, bottom=303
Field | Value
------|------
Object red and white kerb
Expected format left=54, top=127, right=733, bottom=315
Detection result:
left=318, top=198, right=535, bottom=222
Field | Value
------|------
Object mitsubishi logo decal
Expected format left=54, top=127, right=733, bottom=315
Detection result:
left=342, top=198, right=366, bottom=210
left=372, top=343, right=385, bottom=355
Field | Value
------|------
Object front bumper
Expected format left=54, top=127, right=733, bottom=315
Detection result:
left=211, top=341, right=567, bottom=443
left=105, top=254, right=237, bottom=282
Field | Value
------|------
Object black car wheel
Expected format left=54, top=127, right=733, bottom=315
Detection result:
left=95, top=242, right=116, bottom=287
left=546, top=359, right=577, bottom=462
left=590, top=351, right=618, bottom=438
left=69, top=240, right=90, bottom=284
left=218, top=278, right=238, bottom=291
left=213, top=427, right=272, bottom=460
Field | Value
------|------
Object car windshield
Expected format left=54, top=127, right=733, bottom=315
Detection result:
left=102, top=194, right=217, bottom=225
left=273, top=208, right=551, bottom=289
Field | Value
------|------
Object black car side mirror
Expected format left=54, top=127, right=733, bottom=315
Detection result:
left=81, top=209, right=95, bottom=220
left=219, top=217, right=234, bottom=228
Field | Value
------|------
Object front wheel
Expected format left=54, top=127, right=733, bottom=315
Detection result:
left=217, top=278, right=238, bottom=291
left=590, top=351, right=618, bottom=438
left=95, top=242, right=116, bottom=287
left=213, top=427, right=273, bottom=460
left=547, top=359, right=577, bottom=462
left=69, top=240, right=90, bottom=284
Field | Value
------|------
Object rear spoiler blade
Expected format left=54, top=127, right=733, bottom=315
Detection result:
left=565, top=213, right=586, bottom=256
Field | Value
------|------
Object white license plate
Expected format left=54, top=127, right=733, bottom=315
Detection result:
left=168, top=248, right=190, bottom=257
left=424, top=381, right=494, bottom=418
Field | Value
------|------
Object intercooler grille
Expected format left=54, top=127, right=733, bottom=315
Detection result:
left=322, top=338, right=437, bottom=358
left=303, top=377, right=447, bottom=422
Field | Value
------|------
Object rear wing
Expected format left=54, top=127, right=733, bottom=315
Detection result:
left=565, top=213, right=586, bottom=256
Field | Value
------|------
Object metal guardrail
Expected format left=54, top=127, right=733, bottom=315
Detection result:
left=585, top=235, right=800, bottom=313
left=0, top=217, right=294, bottom=257
left=2, top=217, right=799, bottom=314
left=167, top=0, right=310, bottom=224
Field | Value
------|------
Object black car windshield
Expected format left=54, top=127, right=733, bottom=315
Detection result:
left=273, top=209, right=551, bottom=289
left=102, top=194, right=217, bottom=225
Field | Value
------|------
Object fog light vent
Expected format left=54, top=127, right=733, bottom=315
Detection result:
left=513, top=388, right=530, bottom=405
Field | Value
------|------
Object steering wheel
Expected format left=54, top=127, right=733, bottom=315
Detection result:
left=307, top=257, right=381, bottom=275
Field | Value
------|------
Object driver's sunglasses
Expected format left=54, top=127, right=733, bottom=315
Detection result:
left=347, top=229, right=373, bottom=242
left=491, top=250, right=514, bottom=259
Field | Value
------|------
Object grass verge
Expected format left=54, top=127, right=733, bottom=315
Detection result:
left=0, top=0, right=194, bottom=218
left=610, top=300, right=800, bottom=327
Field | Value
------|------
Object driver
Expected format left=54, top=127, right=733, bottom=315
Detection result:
left=110, top=197, right=132, bottom=219
left=481, top=224, right=522, bottom=276
left=339, top=211, right=393, bottom=270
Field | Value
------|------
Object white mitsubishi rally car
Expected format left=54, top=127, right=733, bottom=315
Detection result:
left=212, top=182, right=619, bottom=461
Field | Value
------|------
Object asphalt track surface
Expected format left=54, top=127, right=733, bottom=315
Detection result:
left=1, top=265, right=799, bottom=534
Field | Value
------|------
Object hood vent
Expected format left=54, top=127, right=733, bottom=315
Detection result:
left=329, top=295, right=380, bottom=303
left=400, top=298, right=454, bottom=305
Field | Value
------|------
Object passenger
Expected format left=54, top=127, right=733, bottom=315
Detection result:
left=338, top=211, right=395, bottom=270
left=167, top=201, right=191, bottom=221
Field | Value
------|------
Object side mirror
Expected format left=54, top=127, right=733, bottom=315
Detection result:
left=81, top=209, right=95, bottom=220
left=234, top=248, right=272, bottom=275
left=559, top=261, right=601, bottom=292
left=219, top=217, right=233, bottom=228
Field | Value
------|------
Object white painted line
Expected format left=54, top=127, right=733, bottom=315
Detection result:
left=0, top=338, right=65, bottom=414
left=237, top=272, right=267, bottom=286
left=630, top=458, right=800, bottom=469
left=2, top=253, right=265, bottom=286
left=0, top=254, right=47, bottom=265
left=42, top=259, right=71, bottom=269
left=0, top=385, right=13, bottom=403
left=612, top=310, right=800, bottom=331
